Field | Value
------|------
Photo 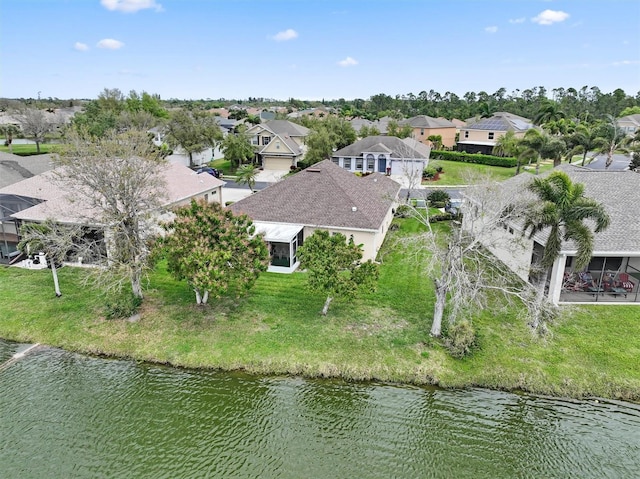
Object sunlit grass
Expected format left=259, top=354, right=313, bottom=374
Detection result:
left=1, top=219, right=639, bottom=401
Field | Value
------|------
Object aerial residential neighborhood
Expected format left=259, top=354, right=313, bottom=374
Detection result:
left=1, top=1, right=640, bottom=476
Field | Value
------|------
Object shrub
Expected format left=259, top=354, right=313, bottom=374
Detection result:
left=429, top=213, right=454, bottom=222
left=104, top=293, right=142, bottom=320
left=444, top=320, right=477, bottom=358
left=394, top=204, right=412, bottom=218
left=422, top=166, right=438, bottom=179
left=427, top=189, right=451, bottom=204
left=434, top=165, right=444, bottom=173
left=430, top=150, right=517, bottom=167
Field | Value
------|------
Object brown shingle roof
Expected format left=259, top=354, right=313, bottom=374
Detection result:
left=229, top=160, right=400, bottom=230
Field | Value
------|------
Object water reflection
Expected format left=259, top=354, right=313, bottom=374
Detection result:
left=1, top=339, right=639, bottom=479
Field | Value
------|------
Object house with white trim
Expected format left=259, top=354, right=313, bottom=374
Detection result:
left=229, top=160, right=401, bottom=273
left=245, top=120, right=310, bottom=171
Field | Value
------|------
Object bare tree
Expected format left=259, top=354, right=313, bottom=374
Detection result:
left=16, top=108, right=57, bottom=153
left=396, top=174, right=547, bottom=338
left=54, top=128, right=168, bottom=298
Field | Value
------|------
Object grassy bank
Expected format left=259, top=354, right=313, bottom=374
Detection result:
left=0, top=143, right=58, bottom=155
left=1, top=220, right=639, bottom=401
left=426, top=159, right=557, bottom=185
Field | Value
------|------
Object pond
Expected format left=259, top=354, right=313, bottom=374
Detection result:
left=1, top=339, right=639, bottom=478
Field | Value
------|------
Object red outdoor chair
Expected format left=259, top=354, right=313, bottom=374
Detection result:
left=618, top=273, right=635, bottom=293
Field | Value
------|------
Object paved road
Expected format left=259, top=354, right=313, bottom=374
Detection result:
left=574, top=152, right=631, bottom=171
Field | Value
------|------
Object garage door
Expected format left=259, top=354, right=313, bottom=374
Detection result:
left=390, top=159, right=425, bottom=176
left=264, top=156, right=293, bottom=170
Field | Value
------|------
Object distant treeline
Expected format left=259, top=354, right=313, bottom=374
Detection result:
left=2, top=85, right=639, bottom=121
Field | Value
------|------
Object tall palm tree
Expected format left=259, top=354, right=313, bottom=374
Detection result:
left=522, top=171, right=610, bottom=273
left=521, top=171, right=610, bottom=330
left=533, top=101, right=566, bottom=126
left=520, top=129, right=567, bottom=171
left=593, top=115, right=629, bottom=169
left=492, top=131, right=525, bottom=174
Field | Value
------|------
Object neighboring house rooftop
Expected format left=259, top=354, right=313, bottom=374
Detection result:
left=494, top=164, right=640, bottom=254
left=401, top=115, right=456, bottom=128
left=465, top=112, right=535, bottom=132
left=229, top=160, right=401, bottom=231
left=260, top=120, right=310, bottom=137
left=333, top=135, right=428, bottom=159
left=0, top=162, right=224, bottom=224
left=0, top=152, right=56, bottom=189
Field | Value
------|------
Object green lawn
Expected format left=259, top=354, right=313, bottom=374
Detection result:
left=209, top=158, right=236, bottom=176
left=426, top=159, right=556, bottom=185
left=0, top=143, right=58, bottom=155
left=1, top=219, right=638, bottom=401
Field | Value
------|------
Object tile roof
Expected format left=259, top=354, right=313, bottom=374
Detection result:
left=0, top=152, right=56, bottom=188
left=333, top=136, right=428, bottom=159
left=229, top=160, right=401, bottom=230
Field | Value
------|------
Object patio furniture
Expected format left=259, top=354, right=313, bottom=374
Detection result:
left=608, top=287, right=628, bottom=298
left=618, top=273, right=635, bottom=293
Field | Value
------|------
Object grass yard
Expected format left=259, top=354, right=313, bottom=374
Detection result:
left=1, top=218, right=638, bottom=401
left=209, top=158, right=236, bottom=176
left=426, top=159, right=556, bottom=185
left=0, top=143, right=58, bottom=155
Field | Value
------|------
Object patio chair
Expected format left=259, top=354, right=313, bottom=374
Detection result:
left=618, top=273, right=635, bottom=293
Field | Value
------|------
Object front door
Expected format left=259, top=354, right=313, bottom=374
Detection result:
left=378, top=158, right=386, bottom=173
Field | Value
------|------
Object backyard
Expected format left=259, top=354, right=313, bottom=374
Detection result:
left=0, top=217, right=639, bottom=401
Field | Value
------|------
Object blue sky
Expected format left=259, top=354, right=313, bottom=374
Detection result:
left=1, top=0, right=639, bottom=101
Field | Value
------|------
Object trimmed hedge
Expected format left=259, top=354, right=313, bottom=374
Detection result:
left=430, top=150, right=517, bottom=168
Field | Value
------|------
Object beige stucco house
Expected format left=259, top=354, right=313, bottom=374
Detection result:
left=229, top=160, right=401, bottom=273
left=617, top=113, right=640, bottom=136
left=400, top=115, right=457, bottom=148
left=245, top=120, right=310, bottom=170
left=458, top=112, right=536, bottom=155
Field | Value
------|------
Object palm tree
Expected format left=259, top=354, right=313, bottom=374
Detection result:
left=533, top=101, right=566, bottom=126
left=523, top=171, right=610, bottom=273
left=593, top=115, right=629, bottom=169
left=522, top=171, right=610, bottom=330
left=520, top=129, right=567, bottom=171
left=492, top=131, right=525, bottom=175
left=235, top=164, right=259, bottom=192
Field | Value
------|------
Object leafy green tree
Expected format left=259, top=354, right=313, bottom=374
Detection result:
left=236, top=164, right=259, bottom=191
left=164, top=109, right=222, bottom=167
left=221, top=128, right=254, bottom=168
left=519, top=129, right=567, bottom=170
left=522, top=171, right=610, bottom=282
left=161, top=200, right=269, bottom=305
left=533, top=101, right=566, bottom=126
left=297, top=230, right=379, bottom=315
left=304, top=128, right=334, bottom=164
left=386, top=120, right=412, bottom=138
left=565, top=123, right=599, bottom=165
left=427, top=134, right=443, bottom=150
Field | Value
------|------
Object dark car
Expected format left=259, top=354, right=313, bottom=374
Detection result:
left=197, top=167, right=220, bottom=178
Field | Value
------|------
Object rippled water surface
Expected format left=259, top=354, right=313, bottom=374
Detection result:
left=1, top=339, right=639, bottom=478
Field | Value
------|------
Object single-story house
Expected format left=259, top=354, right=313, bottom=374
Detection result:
left=229, top=160, right=401, bottom=273
left=0, top=162, right=224, bottom=264
left=245, top=120, right=310, bottom=170
left=331, top=135, right=430, bottom=177
left=458, top=112, right=536, bottom=155
left=462, top=164, right=640, bottom=304
left=399, top=115, right=457, bottom=148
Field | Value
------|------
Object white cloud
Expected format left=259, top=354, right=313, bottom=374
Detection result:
left=613, top=60, right=640, bottom=66
left=509, top=17, right=526, bottom=24
left=74, top=42, right=89, bottom=51
left=101, top=0, right=163, bottom=13
left=532, top=9, right=570, bottom=25
left=485, top=26, right=498, bottom=33
left=272, top=29, right=298, bottom=42
left=337, top=56, right=358, bottom=67
left=97, top=38, right=125, bottom=50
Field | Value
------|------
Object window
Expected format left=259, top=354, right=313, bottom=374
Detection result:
left=356, top=158, right=363, bottom=170
left=262, top=136, right=271, bottom=145
left=464, top=131, right=469, bottom=138
left=488, top=132, right=494, bottom=140
left=344, top=158, right=351, bottom=169
left=204, top=193, right=209, bottom=202
left=251, top=136, right=259, bottom=145
left=420, top=128, right=424, bottom=135
left=367, top=157, right=375, bottom=171
left=332, top=157, right=339, bottom=165
left=275, top=141, right=280, bottom=149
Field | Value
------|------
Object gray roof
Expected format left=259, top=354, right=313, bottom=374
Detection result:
left=0, top=152, right=56, bottom=189
left=498, top=165, right=640, bottom=254
left=333, top=136, right=427, bottom=159
left=262, top=120, right=310, bottom=137
left=465, top=112, right=535, bottom=132
left=401, top=115, right=456, bottom=128
left=229, top=160, right=401, bottom=230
